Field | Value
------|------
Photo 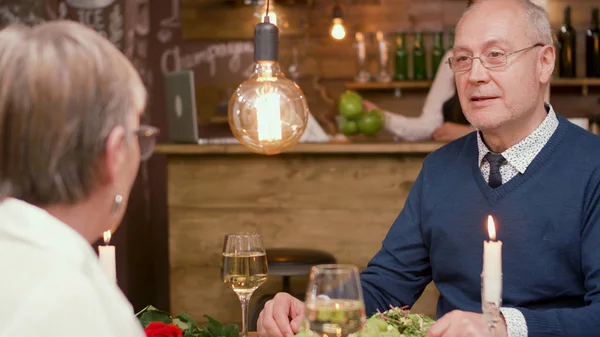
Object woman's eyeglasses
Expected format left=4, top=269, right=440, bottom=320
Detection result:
left=132, top=125, right=160, bottom=161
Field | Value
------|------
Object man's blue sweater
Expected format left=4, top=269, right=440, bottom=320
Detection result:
left=361, top=116, right=600, bottom=337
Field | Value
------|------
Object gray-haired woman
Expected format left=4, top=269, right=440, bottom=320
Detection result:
left=0, top=20, right=158, bottom=336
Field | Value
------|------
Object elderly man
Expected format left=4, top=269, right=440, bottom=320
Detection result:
left=256, top=1, right=600, bottom=336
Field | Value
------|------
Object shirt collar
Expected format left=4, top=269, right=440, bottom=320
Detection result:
left=477, top=103, right=559, bottom=173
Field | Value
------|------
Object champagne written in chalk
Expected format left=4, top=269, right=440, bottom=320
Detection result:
left=305, top=298, right=365, bottom=337
left=221, top=252, right=268, bottom=295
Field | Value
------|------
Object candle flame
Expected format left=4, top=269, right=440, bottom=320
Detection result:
left=487, top=215, right=496, bottom=241
left=103, top=230, right=112, bottom=245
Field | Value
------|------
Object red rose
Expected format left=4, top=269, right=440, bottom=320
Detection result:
left=144, top=322, right=182, bottom=337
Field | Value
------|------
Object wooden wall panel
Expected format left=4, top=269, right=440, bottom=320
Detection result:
left=177, top=0, right=600, bottom=132
left=181, top=0, right=309, bottom=40
left=166, top=154, right=437, bottom=324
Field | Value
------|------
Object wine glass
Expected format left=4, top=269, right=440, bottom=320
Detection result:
left=221, top=233, right=268, bottom=337
left=304, top=264, right=366, bottom=337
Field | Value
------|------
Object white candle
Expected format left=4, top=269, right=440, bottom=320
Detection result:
left=99, top=230, right=117, bottom=283
left=377, top=31, right=388, bottom=63
left=483, top=215, right=502, bottom=303
left=356, top=32, right=366, bottom=61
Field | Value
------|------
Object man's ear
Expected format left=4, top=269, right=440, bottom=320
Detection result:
left=103, top=126, right=127, bottom=186
left=539, top=44, right=556, bottom=84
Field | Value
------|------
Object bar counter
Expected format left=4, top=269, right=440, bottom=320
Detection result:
left=154, top=142, right=445, bottom=155
left=158, top=142, right=443, bottom=325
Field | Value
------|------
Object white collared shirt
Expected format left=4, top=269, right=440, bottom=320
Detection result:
left=477, top=105, right=559, bottom=184
left=0, top=198, right=145, bottom=337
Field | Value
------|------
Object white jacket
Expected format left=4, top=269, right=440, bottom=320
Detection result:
left=0, top=198, right=145, bottom=337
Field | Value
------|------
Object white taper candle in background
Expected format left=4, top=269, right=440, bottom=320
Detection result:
left=99, top=230, right=117, bottom=283
left=483, top=215, right=502, bottom=303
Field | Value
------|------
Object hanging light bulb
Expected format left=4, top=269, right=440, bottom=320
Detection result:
left=330, top=4, right=346, bottom=40
left=229, top=1, right=309, bottom=155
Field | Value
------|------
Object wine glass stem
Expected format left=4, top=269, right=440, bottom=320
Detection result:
left=238, top=293, right=252, bottom=337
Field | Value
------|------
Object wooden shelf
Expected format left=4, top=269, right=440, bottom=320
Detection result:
left=344, top=78, right=600, bottom=96
left=155, top=142, right=445, bottom=155
left=550, top=78, right=600, bottom=86
left=345, top=80, right=433, bottom=90
left=209, top=116, right=229, bottom=123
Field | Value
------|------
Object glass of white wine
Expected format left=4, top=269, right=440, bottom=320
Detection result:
left=221, top=233, right=268, bottom=337
left=304, top=264, right=366, bottom=337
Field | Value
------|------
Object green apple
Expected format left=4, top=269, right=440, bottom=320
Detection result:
left=338, top=90, right=364, bottom=119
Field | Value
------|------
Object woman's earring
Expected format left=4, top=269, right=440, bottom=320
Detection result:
left=112, top=194, right=123, bottom=214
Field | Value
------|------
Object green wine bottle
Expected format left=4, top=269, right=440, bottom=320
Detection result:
left=413, top=32, right=426, bottom=80
left=431, top=32, right=445, bottom=78
left=586, top=7, right=600, bottom=77
left=394, top=32, right=409, bottom=81
left=557, top=6, right=577, bottom=78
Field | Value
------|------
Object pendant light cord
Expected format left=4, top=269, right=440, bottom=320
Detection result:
left=264, top=0, right=271, bottom=23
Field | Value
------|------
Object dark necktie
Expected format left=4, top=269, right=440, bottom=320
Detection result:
left=484, top=152, right=506, bottom=188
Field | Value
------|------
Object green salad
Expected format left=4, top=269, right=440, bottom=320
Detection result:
left=354, top=306, right=435, bottom=337
left=295, top=306, right=435, bottom=337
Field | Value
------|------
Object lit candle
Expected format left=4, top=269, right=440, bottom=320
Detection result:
left=98, top=230, right=117, bottom=283
left=483, top=215, right=502, bottom=303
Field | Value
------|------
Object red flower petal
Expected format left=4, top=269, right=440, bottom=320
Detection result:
left=144, top=322, right=182, bottom=337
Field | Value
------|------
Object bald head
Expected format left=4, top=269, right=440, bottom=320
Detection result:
left=457, top=0, right=552, bottom=47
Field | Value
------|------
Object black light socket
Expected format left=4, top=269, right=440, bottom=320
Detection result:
left=253, top=21, right=279, bottom=62
left=333, top=4, right=343, bottom=19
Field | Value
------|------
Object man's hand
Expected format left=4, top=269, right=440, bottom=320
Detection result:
left=425, top=310, right=507, bottom=337
left=431, top=122, right=473, bottom=142
left=257, top=292, right=305, bottom=337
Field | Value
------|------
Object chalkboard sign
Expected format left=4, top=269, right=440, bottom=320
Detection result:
left=1, top=0, right=129, bottom=56
left=154, top=0, right=255, bottom=86
left=160, top=40, right=255, bottom=85
left=62, top=0, right=125, bottom=50
left=0, top=0, right=46, bottom=27
left=41, top=0, right=127, bottom=52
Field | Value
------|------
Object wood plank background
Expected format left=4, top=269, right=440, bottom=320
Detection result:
left=165, top=153, right=440, bottom=325
left=170, top=0, right=600, bottom=135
